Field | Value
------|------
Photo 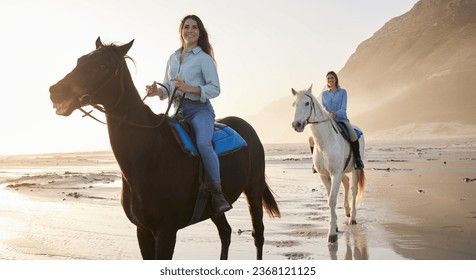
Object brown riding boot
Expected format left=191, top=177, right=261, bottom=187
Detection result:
left=210, top=184, right=232, bottom=214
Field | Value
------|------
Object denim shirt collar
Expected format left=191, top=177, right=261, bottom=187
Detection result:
left=174, top=46, right=203, bottom=56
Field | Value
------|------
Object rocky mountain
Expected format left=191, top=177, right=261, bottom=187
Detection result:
left=246, top=0, right=476, bottom=143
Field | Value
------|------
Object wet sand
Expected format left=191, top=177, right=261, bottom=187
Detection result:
left=0, top=138, right=475, bottom=260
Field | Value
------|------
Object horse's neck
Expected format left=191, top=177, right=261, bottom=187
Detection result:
left=105, top=86, right=166, bottom=167
left=309, top=105, right=340, bottom=150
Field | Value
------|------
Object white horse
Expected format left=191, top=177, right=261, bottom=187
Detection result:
left=291, top=85, right=366, bottom=243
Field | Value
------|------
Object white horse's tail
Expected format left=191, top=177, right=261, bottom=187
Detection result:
left=357, top=169, right=366, bottom=203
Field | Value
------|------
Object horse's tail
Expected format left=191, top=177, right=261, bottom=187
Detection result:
left=357, top=169, right=366, bottom=203
left=262, top=179, right=281, bottom=218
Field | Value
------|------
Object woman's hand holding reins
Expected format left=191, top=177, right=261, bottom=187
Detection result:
left=145, top=82, right=163, bottom=99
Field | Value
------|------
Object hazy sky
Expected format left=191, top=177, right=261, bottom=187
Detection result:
left=1, top=0, right=418, bottom=155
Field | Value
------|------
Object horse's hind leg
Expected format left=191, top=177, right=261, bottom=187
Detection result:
left=211, top=213, right=232, bottom=260
left=245, top=192, right=265, bottom=260
left=342, top=174, right=351, bottom=218
left=349, top=170, right=359, bottom=224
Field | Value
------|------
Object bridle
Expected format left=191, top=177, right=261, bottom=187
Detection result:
left=78, top=55, right=125, bottom=124
left=302, top=93, right=338, bottom=134
left=78, top=52, right=181, bottom=129
left=303, top=94, right=330, bottom=124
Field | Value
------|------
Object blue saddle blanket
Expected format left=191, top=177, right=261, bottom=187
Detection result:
left=169, top=118, right=247, bottom=157
left=337, top=122, right=363, bottom=140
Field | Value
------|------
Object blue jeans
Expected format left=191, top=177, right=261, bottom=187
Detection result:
left=342, top=120, right=358, bottom=142
left=178, top=100, right=220, bottom=185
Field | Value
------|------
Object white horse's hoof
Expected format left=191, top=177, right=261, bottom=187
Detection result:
left=350, top=220, right=357, bottom=225
left=328, top=235, right=338, bottom=243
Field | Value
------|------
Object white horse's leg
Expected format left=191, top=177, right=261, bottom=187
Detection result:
left=319, top=173, right=331, bottom=197
left=327, top=173, right=342, bottom=243
left=349, top=170, right=359, bottom=224
left=341, top=174, right=350, bottom=218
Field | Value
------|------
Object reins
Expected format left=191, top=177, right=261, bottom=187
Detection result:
left=79, top=55, right=183, bottom=129
left=304, top=93, right=338, bottom=133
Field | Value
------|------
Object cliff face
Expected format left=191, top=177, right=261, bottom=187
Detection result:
left=339, top=0, right=476, bottom=131
left=246, top=0, right=476, bottom=143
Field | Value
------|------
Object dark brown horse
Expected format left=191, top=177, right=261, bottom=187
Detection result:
left=49, top=37, right=280, bottom=260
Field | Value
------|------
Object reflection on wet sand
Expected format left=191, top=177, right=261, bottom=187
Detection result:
left=328, top=225, right=369, bottom=260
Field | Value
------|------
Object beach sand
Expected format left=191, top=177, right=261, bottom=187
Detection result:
left=0, top=138, right=475, bottom=260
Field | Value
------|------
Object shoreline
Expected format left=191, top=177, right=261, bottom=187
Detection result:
left=1, top=138, right=476, bottom=260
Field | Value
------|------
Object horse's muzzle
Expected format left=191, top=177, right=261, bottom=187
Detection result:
left=292, top=121, right=305, bottom=132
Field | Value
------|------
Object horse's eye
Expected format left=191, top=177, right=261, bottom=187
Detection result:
left=305, top=102, right=310, bottom=106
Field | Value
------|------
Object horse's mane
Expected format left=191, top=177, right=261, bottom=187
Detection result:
left=99, top=41, right=137, bottom=67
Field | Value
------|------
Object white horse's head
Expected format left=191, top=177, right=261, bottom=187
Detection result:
left=291, top=84, right=321, bottom=132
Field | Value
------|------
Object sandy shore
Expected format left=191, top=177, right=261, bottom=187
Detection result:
left=1, top=138, right=475, bottom=260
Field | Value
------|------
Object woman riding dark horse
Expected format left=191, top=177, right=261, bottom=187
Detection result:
left=49, top=37, right=280, bottom=260
left=146, top=15, right=231, bottom=215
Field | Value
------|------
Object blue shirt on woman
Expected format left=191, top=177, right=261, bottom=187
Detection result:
left=321, top=88, right=349, bottom=122
left=161, top=46, right=220, bottom=103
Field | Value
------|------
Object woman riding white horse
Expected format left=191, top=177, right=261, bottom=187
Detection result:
left=292, top=84, right=365, bottom=243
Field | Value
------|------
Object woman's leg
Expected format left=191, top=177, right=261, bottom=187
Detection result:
left=189, top=109, right=220, bottom=185
left=343, top=121, right=358, bottom=142
left=188, top=107, right=232, bottom=213
left=343, top=121, right=364, bottom=169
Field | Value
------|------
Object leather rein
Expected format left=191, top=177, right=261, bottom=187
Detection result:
left=78, top=57, right=181, bottom=129
left=304, top=94, right=338, bottom=133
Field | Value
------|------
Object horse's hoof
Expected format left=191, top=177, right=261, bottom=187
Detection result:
left=328, top=235, right=338, bottom=243
left=350, top=220, right=357, bottom=225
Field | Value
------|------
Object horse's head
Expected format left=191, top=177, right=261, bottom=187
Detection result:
left=49, top=37, right=134, bottom=116
left=291, top=84, right=316, bottom=132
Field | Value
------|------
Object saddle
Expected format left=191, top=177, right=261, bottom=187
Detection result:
left=168, top=116, right=247, bottom=225
left=336, top=122, right=363, bottom=171
left=168, top=117, right=247, bottom=157
left=336, top=122, right=363, bottom=142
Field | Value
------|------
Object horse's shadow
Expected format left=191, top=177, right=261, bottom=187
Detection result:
left=327, top=225, right=369, bottom=260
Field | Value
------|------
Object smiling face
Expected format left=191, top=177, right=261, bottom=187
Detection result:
left=326, top=71, right=339, bottom=89
left=181, top=18, right=200, bottom=47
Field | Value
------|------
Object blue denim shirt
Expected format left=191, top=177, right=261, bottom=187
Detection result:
left=321, top=88, right=349, bottom=122
left=161, top=46, right=220, bottom=103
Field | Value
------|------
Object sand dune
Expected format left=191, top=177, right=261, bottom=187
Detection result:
left=245, top=0, right=476, bottom=144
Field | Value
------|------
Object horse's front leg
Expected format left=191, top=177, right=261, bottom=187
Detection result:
left=211, top=213, right=232, bottom=260
left=319, top=174, right=331, bottom=197
left=341, top=174, right=350, bottom=219
left=328, top=173, right=343, bottom=243
left=137, top=227, right=156, bottom=260
left=154, top=228, right=178, bottom=260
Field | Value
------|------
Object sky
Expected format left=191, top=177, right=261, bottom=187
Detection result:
left=0, top=0, right=419, bottom=156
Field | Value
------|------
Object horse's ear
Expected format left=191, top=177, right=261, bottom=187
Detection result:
left=308, top=84, right=313, bottom=93
left=95, top=36, right=104, bottom=49
left=118, top=39, right=135, bottom=56
left=291, top=88, right=298, bottom=96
